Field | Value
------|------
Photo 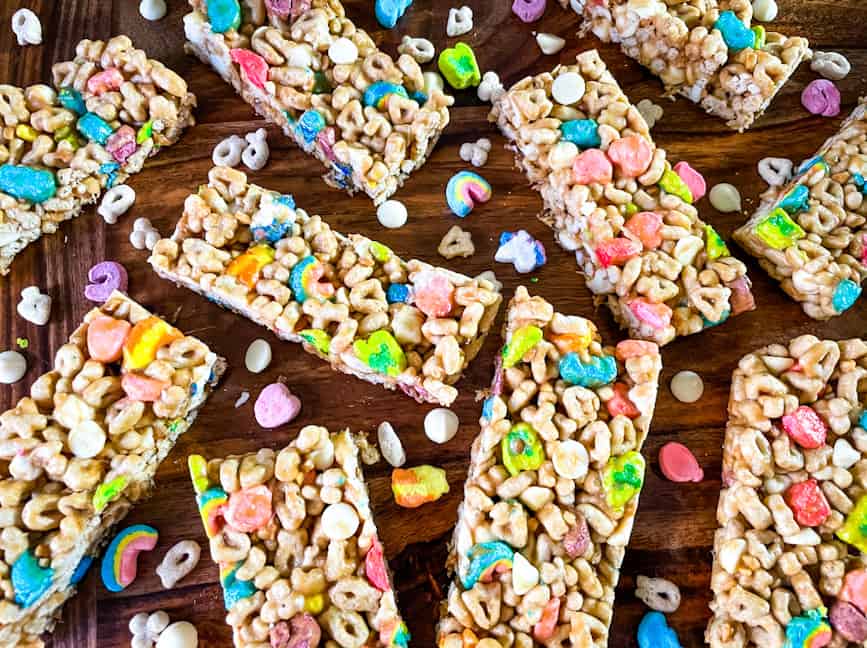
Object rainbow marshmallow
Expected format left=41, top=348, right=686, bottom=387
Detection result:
left=289, top=255, right=335, bottom=303
left=446, top=171, right=492, bottom=218
left=100, top=524, right=158, bottom=592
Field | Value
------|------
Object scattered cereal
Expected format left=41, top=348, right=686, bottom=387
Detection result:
left=392, top=465, right=449, bottom=507
left=757, top=156, right=793, bottom=187
left=376, top=0, right=413, bottom=28
left=535, top=33, right=565, bottom=55
left=139, top=0, right=167, bottom=21
left=377, top=421, right=406, bottom=467
left=802, top=78, right=841, bottom=117
left=659, top=442, right=704, bottom=483
left=636, top=98, right=664, bottom=129
left=638, top=611, right=682, bottom=648
left=155, top=622, right=198, bottom=648
left=241, top=128, right=269, bottom=171
left=212, top=134, right=245, bottom=167
left=156, top=540, right=201, bottom=589
left=424, top=408, right=459, bottom=444
left=0, top=350, right=26, bottom=384
left=708, top=182, right=742, bottom=212
left=438, top=225, right=475, bottom=259
left=459, top=138, right=492, bottom=167
left=439, top=42, right=480, bottom=89
left=377, top=199, right=408, bottom=229
left=669, top=370, right=704, bottom=403
left=811, top=50, right=851, bottom=81
left=495, top=230, right=546, bottom=273
left=478, top=70, right=505, bottom=103
left=636, top=575, right=682, bottom=613
left=551, top=71, right=585, bottom=105
left=234, top=390, right=250, bottom=408
left=244, top=338, right=272, bottom=373
left=476, top=270, right=502, bottom=291
left=85, top=261, right=128, bottom=303
left=130, top=217, right=160, bottom=251
left=17, top=286, right=51, bottom=325
left=129, top=610, right=170, bottom=648
left=98, top=185, right=136, bottom=224
left=398, top=35, right=435, bottom=63
left=513, top=0, right=546, bottom=22
left=447, top=6, right=473, bottom=36
left=446, top=171, right=491, bottom=217
left=101, top=525, right=158, bottom=592
left=254, top=383, right=301, bottom=428
left=11, top=9, right=41, bottom=46
left=751, top=0, right=778, bottom=22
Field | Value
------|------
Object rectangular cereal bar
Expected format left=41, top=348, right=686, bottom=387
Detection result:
left=0, top=292, right=224, bottom=647
left=189, top=427, right=409, bottom=647
left=183, top=0, right=452, bottom=204
left=734, top=98, right=867, bottom=320
left=0, top=36, right=196, bottom=274
left=149, top=166, right=502, bottom=406
left=491, top=50, right=755, bottom=347
left=562, top=0, right=810, bottom=130
left=706, top=335, right=867, bottom=647
left=437, top=286, right=662, bottom=647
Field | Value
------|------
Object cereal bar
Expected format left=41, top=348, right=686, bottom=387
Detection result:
left=437, top=286, right=662, bottom=647
left=183, top=0, right=452, bottom=204
left=707, top=335, right=867, bottom=646
left=491, top=50, right=755, bottom=347
left=0, top=36, right=196, bottom=274
left=562, top=0, right=810, bottom=131
left=189, top=427, right=409, bottom=647
left=734, top=98, right=867, bottom=320
left=0, top=292, right=224, bottom=647
left=149, top=166, right=502, bottom=406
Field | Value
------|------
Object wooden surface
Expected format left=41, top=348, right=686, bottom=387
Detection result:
left=0, top=1, right=866, bottom=646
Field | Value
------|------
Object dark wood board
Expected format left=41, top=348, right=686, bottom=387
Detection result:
left=0, top=0, right=866, bottom=646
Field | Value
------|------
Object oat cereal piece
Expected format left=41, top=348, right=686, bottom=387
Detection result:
left=0, top=292, right=224, bottom=647
left=149, top=167, right=502, bottom=406
left=560, top=0, right=810, bottom=130
left=189, top=427, right=410, bottom=648
left=491, top=51, right=755, bottom=346
left=734, top=98, right=867, bottom=320
left=0, top=36, right=196, bottom=274
left=705, top=335, right=867, bottom=646
left=438, top=225, right=475, bottom=259
left=437, top=286, right=662, bottom=647
left=183, top=0, right=452, bottom=205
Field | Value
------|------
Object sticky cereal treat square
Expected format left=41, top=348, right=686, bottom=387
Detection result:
left=183, top=0, right=452, bottom=204
left=150, top=166, right=502, bottom=406
left=706, top=335, right=867, bottom=647
left=437, top=286, right=662, bottom=647
left=0, top=292, right=224, bottom=647
left=562, top=0, right=810, bottom=131
left=734, top=98, right=867, bottom=320
left=491, top=50, right=755, bottom=347
left=189, top=427, right=409, bottom=647
left=0, top=36, right=196, bottom=275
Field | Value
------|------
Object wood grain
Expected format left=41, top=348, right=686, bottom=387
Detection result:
left=0, top=1, right=865, bottom=646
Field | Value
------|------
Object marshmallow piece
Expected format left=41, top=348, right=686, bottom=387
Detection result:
left=17, top=286, right=51, bottom=325
left=98, top=185, right=136, bottom=224
left=0, top=351, right=27, bottom=384
left=447, top=6, right=473, bottom=36
left=328, top=37, right=359, bottom=65
left=11, top=9, right=41, bottom=46
left=212, top=135, right=245, bottom=167
left=424, top=408, right=459, bottom=444
left=834, top=438, right=861, bottom=469
left=709, top=183, right=742, bottom=212
left=130, top=217, right=160, bottom=251
left=377, top=199, right=408, bottom=229
left=398, top=35, right=435, bottom=63
left=478, top=71, right=505, bottom=103
left=242, top=128, right=269, bottom=171
left=552, top=72, right=585, bottom=105
left=321, top=502, right=360, bottom=540
left=139, top=0, right=168, bottom=21
left=378, top=421, right=406, bottom=467
left=512, top=552, right=540, bottom=595
left=245, top=339, right=272, bottom=373
left=535, top=33, right=565, bottom=55
left=459, top=138, right=492, bottom=167
left=156, top=622, right=198, bottom=648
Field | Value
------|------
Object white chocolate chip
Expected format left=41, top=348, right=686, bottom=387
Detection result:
left=328, top=37, right=359, bottom=65
left=447, top=6, right=473, bottom=37
left=11, top=9, right=41, bottom=46
left=155, top=622, right=198, bottom=648
left=811, top=51, right=851, bottom=81
left=757, top=157, right=792, bottom=188
left=139, top=0, right=167, bottom=21
left=377, top=421, right=406, bottom=468
left=512, top=552, right=539, bottom=596
left=68, top=421, right=107, bottom=459
left=535, top=33, right=565, bottom=55
left=551, top=72, right=585, bottom=106
left=552, top=439, right=589, bottom=480
left=321, top=502, right=360, bottom=540
left=709, top=183, right=742, bottom=213
left=0, top=351, right=26, bottom=384
left=751, top=0, right=778, bottom=22
left=377, top=199, right=408, bottom=229
left=245, top=339, right=272, bottom=373
left=17, top=286, right=51, bottom=326
left=425, top=408, right=459, bottom=444
left=670, top=370, right=704, bottom=403
left=398, top=35, right=435, bottom=64
left=833, top=438, right=860, bottom=469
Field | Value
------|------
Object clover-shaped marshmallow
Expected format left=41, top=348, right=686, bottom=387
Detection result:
left=459, top=138, right=492, bottom=167
left=130, top=218, right=160, bottom=251
left=447, top=6, right=473, bottom=36
left=17, top=286, right=51, bottom=326
left=242, top=128, right=270, bottom=171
